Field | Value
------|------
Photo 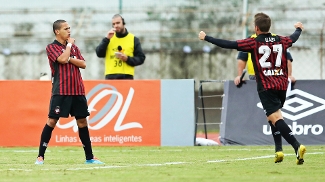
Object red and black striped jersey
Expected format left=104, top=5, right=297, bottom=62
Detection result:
left=237, top=33, right=293, bottom=91
left=46, top=40, right=85, bottom=95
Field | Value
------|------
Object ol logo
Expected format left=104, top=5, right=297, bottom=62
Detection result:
left=56, top=84, right=143, bottom=132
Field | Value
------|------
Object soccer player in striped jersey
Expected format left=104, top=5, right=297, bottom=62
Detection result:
left=235, top=37, right=295, bottom=83
left=198, top=12, right=306, bottom=165
left=234, top=34, right=295, bottom=163
left=35, top=20, right=103, bottom=165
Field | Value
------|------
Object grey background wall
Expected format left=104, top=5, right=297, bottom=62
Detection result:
left=0, top=0, right=324, bottom=91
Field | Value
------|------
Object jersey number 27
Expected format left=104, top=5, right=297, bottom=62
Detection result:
left=258, top=44, right=283, bottom=68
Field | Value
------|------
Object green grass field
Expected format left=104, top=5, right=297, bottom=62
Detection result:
left=1, top=145, right=324, bottom=182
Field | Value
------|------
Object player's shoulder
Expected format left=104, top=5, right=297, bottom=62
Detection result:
left=46, top=42, right=57, bottom=50
left=46, top=41, right=55, bottom=47
left=46, top=40, right=61, bottom=48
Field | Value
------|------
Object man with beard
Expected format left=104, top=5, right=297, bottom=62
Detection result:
left=96, top=14, right=146, bottom=80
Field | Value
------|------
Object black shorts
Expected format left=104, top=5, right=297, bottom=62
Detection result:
left=258, top=89, right=286, bottom=117
left=48, top=95, right=90, bottom=119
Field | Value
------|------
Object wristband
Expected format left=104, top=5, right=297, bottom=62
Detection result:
left=67, top=43, right=72, bottom=48
left=67, top=57, right=71, bottom=63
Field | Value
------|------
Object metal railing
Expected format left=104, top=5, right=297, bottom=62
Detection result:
left=194, top=80, right=225, bottom=143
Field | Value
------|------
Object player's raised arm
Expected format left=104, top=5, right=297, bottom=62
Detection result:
left=198, top=31, right=238, bottom=49
left=290, top=22, right=303, bottom=43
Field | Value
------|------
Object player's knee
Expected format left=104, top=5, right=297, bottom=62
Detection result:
left=267, top=112, right=283, bottom=124
left=47, top=118, right=58, bottom=127
left=76, top=117, right=87, bottom=128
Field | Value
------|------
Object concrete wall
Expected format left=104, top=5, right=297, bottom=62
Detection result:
left=0, top=50, right=237, bottom=91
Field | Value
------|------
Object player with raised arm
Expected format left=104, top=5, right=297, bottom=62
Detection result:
left=198, top=12, right=306, bottom=165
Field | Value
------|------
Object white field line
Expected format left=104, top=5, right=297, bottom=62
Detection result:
left=0, top=149, right=270, bottom=154
left=3, top=152, right=323, bottom=172
left=208, top=152, right=324, bottom=163
left=7, top=148, right=324, bottom=153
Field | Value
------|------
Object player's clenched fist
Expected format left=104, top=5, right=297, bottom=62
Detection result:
left=294, top=22, right=304, bottom=31
left=198, top=31, right=206, bottom=40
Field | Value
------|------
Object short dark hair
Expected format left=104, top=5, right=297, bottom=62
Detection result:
left=112, top=14, right=125, bottom=25
left=53, top=20, right=66, bottom=35
left=254, top=13, right=271, bottom=32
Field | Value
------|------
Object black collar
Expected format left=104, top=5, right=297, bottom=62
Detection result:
left=115, top=28, right=129, bottom=38
left=53, top=39, right=66, bottom=46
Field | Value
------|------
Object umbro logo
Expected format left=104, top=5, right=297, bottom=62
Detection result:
left=257, top=89, right=325, bottom=121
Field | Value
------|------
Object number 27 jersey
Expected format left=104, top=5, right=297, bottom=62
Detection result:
left=237, top=33, right=293, bottom=92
